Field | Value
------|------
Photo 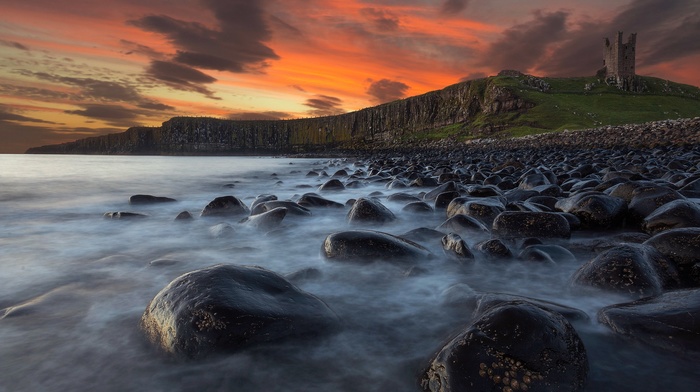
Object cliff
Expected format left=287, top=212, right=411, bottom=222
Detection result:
left=26, top=77, right=532, bottom=155
left=25, top=73, right=700, bottom=155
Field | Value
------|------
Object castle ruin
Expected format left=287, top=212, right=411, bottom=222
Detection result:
left=599, top=31, right=641, bottom=91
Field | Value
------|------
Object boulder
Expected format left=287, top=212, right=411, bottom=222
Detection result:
left=421, top=301, right=588, bottom=392
left=103, top=211, right=148, bottom=219
left=474, top=293, right=589, bottom=323
left=140, top=264, right=340, bottom=359
left=201, top=196, right=250, bottom=217
left=644, top=228, right=700, bottom=286
left=297, top=193, right=344, bottom=208
left=492, top=211, right=571, bottom=239
left=318, top=179, right=345, bottom=192
left=570, top=244, right=681, bottom=298
left=239, top=207, right=287, bottom=231
left=555, top=192, right=627, bottom=229
left=402, top=201, right=434, bottom=214
left=475, top=239, right=513, bottom=260
left=641, top=199, right=700, bottom=235
left=627, top=186, right=684, bottom=225
left=446, top=197, right=505, bottom=226
left=322, top=230, right=432, bottom=263
left=346, top=197, right=396, bottom=225
left=129, top=194, right=176, bottom=204
left=251, top=201, right=312, bottom=217
left=598, top=288, right=700, bottom=355
left=436, top=214, right=490, bottom=237
left=441, top=233, right=474, bottom=261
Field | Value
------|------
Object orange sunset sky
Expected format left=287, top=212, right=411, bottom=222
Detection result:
left=1, top=0, right=699, bottom=153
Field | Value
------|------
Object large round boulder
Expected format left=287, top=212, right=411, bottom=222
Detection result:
left=641, top=199, right=700, bottom=235
left=598, top=288, right=700, bottom=355
left=492, top=211, right=571, bottom=239
left=347, top=197, right=396, bottom=225
left=140, top=264, right=340, bottom=359
left=627, top=185, right=684, bottom=225
left=644, top=228, right=700, bottom=286
left=446, top=197, right=505, bottom=226
left=441, top=233, right=474, bottom=261
left=201, top=196, right=250, bottom=217
left=297, top=193, right=345, bottom=208
left=570, top=244, right=681, bottom=298
left=129, top=194, right=176, bottom=204
left=421, top=301, right=588, bottom=392
left=322, top=230, right=432, bottom=263
left=239, top=207, right=287, bottom=231
left=555, top=192, right=627, bottom=229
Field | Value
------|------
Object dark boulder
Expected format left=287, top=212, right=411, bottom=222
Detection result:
left=441, top=233, right=474, bottom=261
left=297, top=193, right=344, bottom=209
left=140, top=264, right=340, bottom=359
left=402, top=201, right=434, bottom=214
left=175, top=211, right=193, bottom=221
left=446, top=197, right=505, bottom=226
left=421, top=301, right=588, bottom=392
left=641, top=199, right=700, bottom=235
left=201, top=196, right=250, bottom=217
left=434, top=191, right=461, bottom=210
left=627, top=185, right=684, bottom=225
left=492, top=211, right=571, bottom=239
left=570, top=244, right=681, bottom=298
left=251, top=201, right=311, bottom=217
left=598, top=288, right=700, bottom=355
left=387, top=192, right=421, bottom=203
left=129, top=194, right=176, bottom=204
left=474, top=293, right=589, bottom=323
left=644, top=228, right=700, bottom=286
left=436, top=214, right=490, bottom=237
left=209, top=222, right=235, bottom=238
left=346, top=197, right=396, bottom=225
left=318, top=179, right=345, bottom=192
left=555, top=192, right=627, bottom=229
left=239, top=207, right=287, bottom=231
left=475, top=239, right=513, bottom=260
left=322, top=230, right=432, bottom=263
left=423, top=181, right=460, bottom=202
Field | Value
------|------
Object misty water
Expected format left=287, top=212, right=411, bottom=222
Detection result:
left=0, top=155, right=697, bottom=391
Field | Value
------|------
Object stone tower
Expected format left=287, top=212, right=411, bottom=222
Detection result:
left=602, top=31, right=637, bottom=88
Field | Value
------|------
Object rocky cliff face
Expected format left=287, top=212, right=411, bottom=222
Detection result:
left=26, top=78, right=532, bottom=155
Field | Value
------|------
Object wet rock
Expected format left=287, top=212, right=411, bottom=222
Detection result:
left=627, top=186, right=684, bottom=225
left=475, top=239, right=513, bottom=260
left=387, top=192, right=421, bottom=203
left=251, top=201, right=312, bottom=217
left=644, top=228, right=700, bottom=286
left=441, top=233, right=474, bottom=261
left=402, top=201, right=434, bottom=214
left=239, top=207, right=287, bottom=231
left=421, top=301, right=588, bottom=392
left=400, top=227, right=446, bottom=245
left=209, top=222, right=235, bottom=238
left=286, top=267, right=323, bottom=283
left=318, top=179, right=345, bottom=192
left=175, top=211, right=193, bottom=221
left=322, top=230, right=432, bottom=263
left=140, top=264, right=340, bottom=359
left=346, top=197, right=396, bottom=225
left=103, top=211, right=148, bottom=219
left=297, top=193, right=344, bottom=209
left=446, top=197, right=505, bottom=226
left=518, top=247, right=556, bottom=265
left=250, top=194, right=277, bottom=211
left=492, top=211, right=571, bottom=239
left=423, top=181, right=460, bottom=202
left=641, top=199, right=700, bottom=235
left=201, top=196, right=250, bottom=217
left=523, top=244, right=577, bottom=264
left=475, top=293, right=589, bottom=323
left=436, top=214, right=490, bottom=237
left=434, top=191, right=461, bottom=210
left=570, top=244, right=681, bottom=298
left=555, top=192, right=627, bottom=229
left=598, top=288, right=700, bottom=355
left=518, top=172, right=552, bottom=190
left=129, top=194, right=177, bottom=204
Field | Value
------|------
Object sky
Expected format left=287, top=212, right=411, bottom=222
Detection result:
left=1, top=0, right=699, bottom=153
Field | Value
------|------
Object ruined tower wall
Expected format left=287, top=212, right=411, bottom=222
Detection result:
left=604, top=31, right=636, bottom=80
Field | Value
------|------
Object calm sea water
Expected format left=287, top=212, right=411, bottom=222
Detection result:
left=0, top=155, right=697, bottom=391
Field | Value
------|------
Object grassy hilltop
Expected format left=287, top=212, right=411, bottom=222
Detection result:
left=441, top=74, right=700, bottom=140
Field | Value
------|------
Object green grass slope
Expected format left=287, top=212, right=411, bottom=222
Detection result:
left=463, top=74, right=700, bottom=139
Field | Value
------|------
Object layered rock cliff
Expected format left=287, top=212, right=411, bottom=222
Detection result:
left=26, top=77, right=533, bottom=155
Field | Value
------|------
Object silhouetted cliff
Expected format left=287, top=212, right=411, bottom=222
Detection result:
left=26, top=78, right=533, bottom=155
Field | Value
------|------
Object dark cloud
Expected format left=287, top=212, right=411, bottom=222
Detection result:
left=485, top=0, right=700, bottom=78
left=129, top=0, right=279, bottom=73
left=440, top=0, right=470, bottom=15
left=120, top=40, right=164, bottom=59
left=483, top=10, right=569, bottom=72
left=228, top=111, right=291, bottom=120
left=1, top=40, right=30, bottom=51
left=0, top=105, right=57, bottom=124
left=65, top=104, right=142, bottom=127
left=290, top=84, right=306, bottom=92
left=304, top=95, right=345, bottom=116
left=367, top=79, right=410, bottom=103
left=0, top=83, right=70, bottom=101
left=360, top=8, right=400, bottom=31
left=145, top=60, right=219, bottom=98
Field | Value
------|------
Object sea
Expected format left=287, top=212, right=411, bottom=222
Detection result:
left=0, top=154, right=698, bottom=391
